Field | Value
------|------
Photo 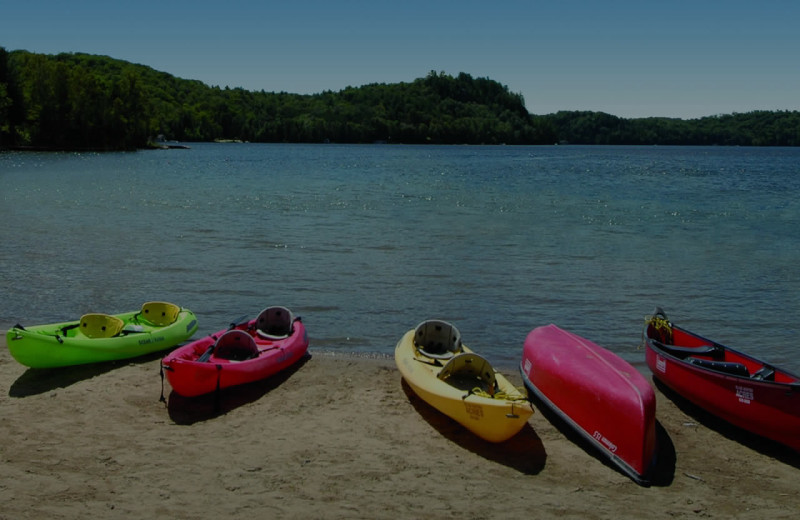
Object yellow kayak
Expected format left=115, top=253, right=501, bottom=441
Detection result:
left=395, top=320, right=534, bottom=443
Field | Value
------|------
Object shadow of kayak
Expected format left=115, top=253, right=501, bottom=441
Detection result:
left=400, top=378, right=546, bottom=475
left=8, top=350, right=168, bottom=398
left=165, top=353, right=310, bottom=425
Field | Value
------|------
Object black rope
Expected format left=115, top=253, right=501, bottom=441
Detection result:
left=159, top=363, right=167, bottom=405
left=214, top=364, right=222, bottom=413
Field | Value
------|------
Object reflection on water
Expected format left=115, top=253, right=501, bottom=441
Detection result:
left=2, top=144, right=798, bottom=371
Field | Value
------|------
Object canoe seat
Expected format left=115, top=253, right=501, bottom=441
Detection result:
left=752, top=365, right=776, bottom=381
left=652, top=340, right=724, bottom=360
left=414, top=320, right=463, bottom=359
left=214, top=330, right=259, bottom=361
left=254, top=306, right=294, bottom=339
left=80, top=313, right=125, bottom=338
left=438, top=353, right=497, bottom=395
left=141, top=301, right=180, bottom=326
left=687, top=357, right=750, bottom=377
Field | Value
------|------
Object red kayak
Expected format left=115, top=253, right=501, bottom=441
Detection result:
left=521, top=325, right=657, bottom=485
left=162, top=307, right=308, bottom=397
left=644, top=308, right=800, bottom=451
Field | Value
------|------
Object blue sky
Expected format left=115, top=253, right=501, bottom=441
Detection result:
left=2, top=1, right=798, bottom=119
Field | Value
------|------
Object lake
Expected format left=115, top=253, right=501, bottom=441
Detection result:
left=1, top=143, right=798, bottom=371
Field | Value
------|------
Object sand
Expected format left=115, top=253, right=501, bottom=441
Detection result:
left=2, top=336, right=799, bottom=520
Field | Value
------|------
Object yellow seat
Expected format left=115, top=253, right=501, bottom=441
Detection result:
left=80, top=313, right=125, bottom=338
left=141, top=301, right=180, bottom=326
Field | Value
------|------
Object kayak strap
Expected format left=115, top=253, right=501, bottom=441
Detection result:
left=467, top=387, right=529, bottom=401
left=159, top=364, right=167, bottom=404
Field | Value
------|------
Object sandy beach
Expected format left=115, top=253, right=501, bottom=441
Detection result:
left=2, top=335, right=799, bottom=519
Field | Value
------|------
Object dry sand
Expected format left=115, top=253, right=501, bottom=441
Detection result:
left=2, top=335, right=799, bottom=519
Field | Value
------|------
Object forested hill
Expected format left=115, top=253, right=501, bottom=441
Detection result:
left=1, top=48, right=799, bottom=150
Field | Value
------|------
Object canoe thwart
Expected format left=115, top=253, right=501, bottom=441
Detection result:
left=651, top=340, right=724, bottom=360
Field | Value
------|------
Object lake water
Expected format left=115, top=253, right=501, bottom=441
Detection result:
left=1, top=144, right=798, bottom=372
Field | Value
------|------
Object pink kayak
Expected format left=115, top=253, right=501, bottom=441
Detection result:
left=162, top=307, right=308, bottom=397
left=520, top=324, right=657, bottom=485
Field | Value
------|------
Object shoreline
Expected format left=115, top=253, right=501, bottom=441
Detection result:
left=2, top=336, right=799, bottom=518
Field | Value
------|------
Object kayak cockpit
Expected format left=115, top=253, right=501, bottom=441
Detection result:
left=212, top=330, right=259, bottom=362
left=438, top=352, right=497, bottom=396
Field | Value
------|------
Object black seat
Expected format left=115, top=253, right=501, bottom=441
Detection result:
left=687, top=357, right=750, bottom=377
left=651, top=340, right=724, bottom=360
left=254, top=306, right=294, bottom=339
left=214, top=330, right=259, bottom=361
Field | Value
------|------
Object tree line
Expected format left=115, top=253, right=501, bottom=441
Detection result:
left=1, top=48, right=798, bottom=150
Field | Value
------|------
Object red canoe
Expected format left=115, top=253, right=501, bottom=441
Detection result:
left=162, top=307, right=308, bottom=397
left=644, top=308, right=800, bottom=451
left=520, top=325, right=657, bottom=485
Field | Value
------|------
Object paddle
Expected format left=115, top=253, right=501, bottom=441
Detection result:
left=197, top=315, right=250, bottom=362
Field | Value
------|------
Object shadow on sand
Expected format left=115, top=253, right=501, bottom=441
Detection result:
left=653, top=378, right=800, bottom=469
left=400, top=379, right=546, bottom=475
left=526, top=389, right=677, bottom=487
left=8, top=350, right=168, bottom=398
left=165, top=354, right=310, bottom=425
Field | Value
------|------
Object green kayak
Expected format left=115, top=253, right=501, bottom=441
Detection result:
left=6, top=301, right=198, bottom=368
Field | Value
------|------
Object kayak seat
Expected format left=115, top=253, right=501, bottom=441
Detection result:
left=438, top=352, right=497, bottom=395
left=214, top=330, right=259, bottom=361
left=80, top=313, right=125, bottom=338
left=254, top=306, right=294, bottom=340
left=141, top=301, right=180, bottom=326
left=687, top=357, right=750, bottom=377
left=414, top=320, right=463, bottom=359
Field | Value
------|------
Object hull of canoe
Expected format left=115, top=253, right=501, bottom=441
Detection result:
left=644, top=311, right=800, bottom=451
left=520, top=324, right=657, bottom=485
